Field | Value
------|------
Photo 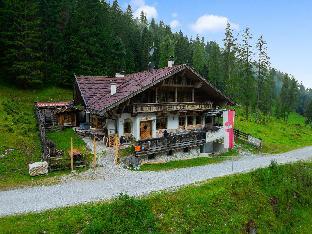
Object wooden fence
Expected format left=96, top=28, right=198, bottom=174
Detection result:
left=35, top=107, right=85, bottom=171
left=234, top=129, right=262, bottom=148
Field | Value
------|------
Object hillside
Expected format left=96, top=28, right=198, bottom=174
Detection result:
left=0, top=84, right=73, bottom=189
left=1, top=85, right=312, bottom=189
left=235, top=109, right=312, bottom=153
left=0, top=161, right=311, bottom=233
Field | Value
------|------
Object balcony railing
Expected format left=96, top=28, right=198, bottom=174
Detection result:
left=135, top=127, right=225, bottom=156
left=133, top=102, right=213, bottom=113
left=135, top=130, right=206, bottom=156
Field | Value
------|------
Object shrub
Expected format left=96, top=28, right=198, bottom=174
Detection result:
left=82, top=194, right=156, bottom=233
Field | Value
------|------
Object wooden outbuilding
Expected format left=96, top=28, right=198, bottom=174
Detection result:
left=35, top=101, right=77, bottom=128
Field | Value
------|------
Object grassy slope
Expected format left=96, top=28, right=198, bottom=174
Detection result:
left=140, top=150, right=237, bottom=171
left=46, top=128, right=89, bottom=158
left=0, top=161, right=311, bottom=233
left=0, top=84, right=73, bottom=189
left=236, top=110, right=312, bottom=153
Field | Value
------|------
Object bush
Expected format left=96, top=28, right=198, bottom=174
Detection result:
left=82, top=194, right=156, bottom=233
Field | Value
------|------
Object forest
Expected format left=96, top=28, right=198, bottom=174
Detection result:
left=1, top=0, right=312, bottom=122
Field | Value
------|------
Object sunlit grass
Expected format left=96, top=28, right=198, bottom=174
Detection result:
left=0, top=84, right=72, bottom=190
left=0, top=161, right=311, bottom=233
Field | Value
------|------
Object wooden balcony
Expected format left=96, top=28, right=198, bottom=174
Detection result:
left=133, top=102, right=213, bottom=113
left=135, top=130, right=207, bottom=156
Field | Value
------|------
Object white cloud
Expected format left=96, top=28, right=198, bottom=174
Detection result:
left=131, top=0, right=158, bottom=20
left=130, top=0, right=145, bottom=8
left=171, top=12, right=178, bottom=18
left=170, top=19, right=181, bottom=29
left=191, top=15, right=239, bottom=33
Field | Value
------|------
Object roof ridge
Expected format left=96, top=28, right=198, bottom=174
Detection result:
left=87, top=64, right=185, bottom=113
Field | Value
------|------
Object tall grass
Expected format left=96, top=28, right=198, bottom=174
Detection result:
left=0, top=161, right=311, bottom=233
left=0, top=85, right=72, bottom=189
left=235, top=109, right=312, bottom=153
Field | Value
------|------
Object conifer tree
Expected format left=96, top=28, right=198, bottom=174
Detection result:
left=304, top=99, right=312, bottom=125
left=278, top=74, right=291, bottom=121
left=159, top=35, right=175, bottom=67
left=174, top=31, right=192, bottom=65
left=140, top=26, right=152, bottom=70
left=0, top=0, right=43, bottom=86
left=222, top=22, right=237, bottom=96
left=238, top=27, right=255, bottom=120
left=206, top=41, right=222, bottom=90
left=256, top=35, right=270, bottom=115
left=192, top=36, right=206, bottom=75
left=110, top=36, right=126, bottom=75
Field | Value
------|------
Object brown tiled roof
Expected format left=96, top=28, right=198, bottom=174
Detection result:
left=75, top=64, right=233, bottom=115
left=35, top=101, right=72, bottom=108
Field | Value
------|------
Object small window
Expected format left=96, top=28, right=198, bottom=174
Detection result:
left=187, top=116, right=194, bottom=126
left=205, top=116, right=213, bottom=124
left=124, top=119, right=132, bottom=134
left=179, top=116, right=186, bottom=127
left=156, top=117, right=167, bottom=130
left=196, top=116, right=201, bottom=125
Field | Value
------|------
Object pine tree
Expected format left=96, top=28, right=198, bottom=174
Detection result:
left=206, top=41, right=222, bottom=90
left=0, top=0, right=43, bottom=87
left=238, top=27, right=255, bottom=120
left=304, top=99, right=312, bottom=125
left=222, top=22, right=237, bottom=96
left=278, top=74, right=298, bottom=121
left=192, top=36, right=206, bottom=75
left=159, top=35, right=175, bottom=67
left=110, top=36, right=126, bottom=75
left=297, top=82, right=308, bottom=115
left=140, top=26, right=152, bottom=70
left=263, top=69, right=276, bottom=115
left=256, top=35, right=270, bottom=115
left=174, top=31, right=192, bottom=65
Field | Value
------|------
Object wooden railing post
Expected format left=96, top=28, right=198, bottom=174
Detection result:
left=70, top=137, right=74, bottom=172
left=93, top=136, right=97, bottom=169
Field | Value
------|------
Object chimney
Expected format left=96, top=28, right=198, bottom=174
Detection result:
left=110, top=82, right=117, bottom=95
left=115, top=72, right=124, bottom=78
left=168, top=56, right=174, bottom=67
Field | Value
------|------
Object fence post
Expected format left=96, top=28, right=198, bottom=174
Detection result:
left=93, top=136, right=97, bottom=169
left=70, top=137, right=74, bottom=172
left=114, top=134, right=120, bottom=165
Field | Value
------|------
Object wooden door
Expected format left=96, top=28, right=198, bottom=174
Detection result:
left=140, top=121, right=152, bottom=140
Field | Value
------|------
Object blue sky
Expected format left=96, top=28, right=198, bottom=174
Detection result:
left=119, top=0, right=312, bottom=88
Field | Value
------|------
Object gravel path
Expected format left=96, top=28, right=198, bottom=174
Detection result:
left=1, top=145, right=312, bottom=217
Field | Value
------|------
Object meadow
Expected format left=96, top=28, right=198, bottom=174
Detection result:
left=0, top=161, right=311, bottom=233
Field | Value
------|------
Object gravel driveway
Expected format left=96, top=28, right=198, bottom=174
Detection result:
left=0, top=145, right=312, bottom=217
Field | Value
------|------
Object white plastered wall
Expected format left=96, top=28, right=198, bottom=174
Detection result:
left=167, top=114, right=179, bottom=130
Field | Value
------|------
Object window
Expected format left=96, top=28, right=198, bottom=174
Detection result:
left=91, top=115, right=103, bottom=129
left=179, top=116, right=186, bottom=127
left=156, top=117, right=167, bottom=130
left=187, top=116, right=194, bottom=125
left=124, top=119, right=132, bottom=134
left=196, top=116, right=201, bottom=125
left=205, top=116, right=213, bottom=124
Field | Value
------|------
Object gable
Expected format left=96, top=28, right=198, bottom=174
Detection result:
left=75, top=64, right=233, bottom=115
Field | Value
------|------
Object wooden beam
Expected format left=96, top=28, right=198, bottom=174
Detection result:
left=175, top=87, right=178, bottom=102
left=155, top=87, right=158, bottom=103
left=192, top=88, right=195, bottom=102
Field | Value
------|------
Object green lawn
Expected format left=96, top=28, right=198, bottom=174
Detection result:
left=140, top=150, right=237, bottom=171
left=0, top=161, right=311, bottom=233
left=236, top=109, right=312, bottom=153
left=47, top=128, right=89, bottom=158
left=0, top=84, right=73, bottom=190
